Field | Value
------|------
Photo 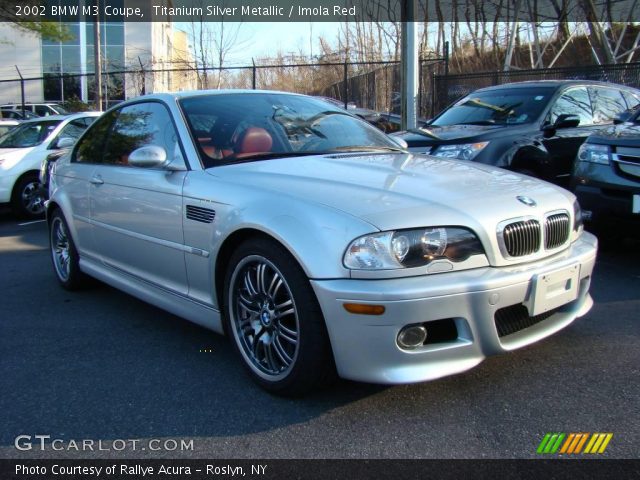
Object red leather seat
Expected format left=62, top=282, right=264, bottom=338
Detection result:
left=236, top=127, right=273, bottom=158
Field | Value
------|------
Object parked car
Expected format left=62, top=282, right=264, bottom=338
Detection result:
left=572, top=107, right=640, bottom=234
left=0, top=112, right=100, bottom=218
left=0, top=108, right=38, bottom=120
left=47, top=91, right=596, bottom=395
left=1, top=102, right=68, bottom=117
left=394, top=80, right=640, bottom=185
left=0, top=119, right=20, bottom=138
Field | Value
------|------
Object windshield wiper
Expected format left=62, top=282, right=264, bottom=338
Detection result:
left=407, top=127, right=441, bottom=140
left=217, top=151, right=328, bottom=165
left=328, top=145, right=406, bottom=153
left=459, top=120, right=499, bottom=126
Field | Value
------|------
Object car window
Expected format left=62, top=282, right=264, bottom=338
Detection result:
left=622, top=91, right=640, bottom=110
left=35, top=105, right=52, bottom=116
left=56, top=118, right=93, bottom=144
left=102, top=102, right=179, bottom=167
left=0, top=120, right=61, bottom=148
left=179, top=93, right=400, bottom=167
left=547, top=87, right=593, bottom=126
left=589, top=87, right=627, bottom=125
left=75, top=110, right=119, bottom=163
left=431, top=87, right=555, bottom=126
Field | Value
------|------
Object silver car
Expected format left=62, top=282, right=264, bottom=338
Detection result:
left=46, top=91, right=597, bottom=395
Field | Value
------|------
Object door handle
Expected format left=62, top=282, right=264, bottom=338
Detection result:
left=90, top=175, right=104, bottom=185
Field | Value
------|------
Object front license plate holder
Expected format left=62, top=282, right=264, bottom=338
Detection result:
left=526, top=263, right=580, bottom=316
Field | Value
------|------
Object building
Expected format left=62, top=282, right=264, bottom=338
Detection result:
left=0, top=20, right=196, bottom=108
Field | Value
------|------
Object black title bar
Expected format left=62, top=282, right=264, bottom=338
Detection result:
left=3, top=0, right=639, bottom=23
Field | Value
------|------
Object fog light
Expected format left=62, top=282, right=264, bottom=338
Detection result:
left=397, top=325, right=427, bottom=349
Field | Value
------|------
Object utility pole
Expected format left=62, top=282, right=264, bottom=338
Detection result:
left=401, top=0, right=418, bottom=130
left=93, top=2, right=103, bottom=111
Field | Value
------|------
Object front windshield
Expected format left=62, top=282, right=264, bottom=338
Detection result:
left=0, top=120, right=61, bottom=148
left=432, top=87, right=555, bottom=127
left=179, top=93, right=401, bottom=167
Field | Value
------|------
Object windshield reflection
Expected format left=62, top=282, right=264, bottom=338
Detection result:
left=179, top=93, right=402, bottom=167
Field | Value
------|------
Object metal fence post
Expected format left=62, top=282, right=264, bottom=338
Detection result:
left=444, top=41, right=449, bottom=77
left=252, top=58, right=257, bottom=90
left=343, top=60, right=348, bottom=109
left=15, top=66, right=25, bottom=113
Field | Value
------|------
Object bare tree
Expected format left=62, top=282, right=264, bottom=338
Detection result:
left=176, top=0, right=247, bottom=89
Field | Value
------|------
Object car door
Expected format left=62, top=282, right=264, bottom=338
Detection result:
left=541, top=86, right=600, bottom=181
left=89, top=101, right=189, bottom=295
left=59, top=111, right=119, bottom=260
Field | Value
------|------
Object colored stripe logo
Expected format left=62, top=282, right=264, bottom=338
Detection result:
left=537, top=433, right=613, bottom=455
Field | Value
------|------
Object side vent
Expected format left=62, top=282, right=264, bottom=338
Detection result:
left=186, top=205, right=215, bottom=224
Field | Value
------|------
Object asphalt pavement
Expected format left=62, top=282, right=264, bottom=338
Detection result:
left=0, top=212, right=638, bottom=459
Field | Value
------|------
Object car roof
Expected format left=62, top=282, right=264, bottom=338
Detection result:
left=124, top=89, right=308, bottom=104
left=19, top=111, right=101, bottom=123
left=474, top=79, right=637, bottom=93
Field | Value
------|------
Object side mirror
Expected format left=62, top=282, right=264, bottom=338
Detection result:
left=55, top=137, right=75, bottom=149
left=389, top=136, right=408, bottom=149
left=542, top=114, right=580, bottom=136
left=129, top=145, right=168, bottom=168
left=613, top=110, right=632, bottom=125
left=553, top=114, right=580, bottom=129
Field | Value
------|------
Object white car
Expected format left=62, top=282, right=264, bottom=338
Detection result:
left=0, top=112, right=100, bottom=218
left=47, top=91, right=597, bottom=395
left=1, top=103, right=68, bottom=117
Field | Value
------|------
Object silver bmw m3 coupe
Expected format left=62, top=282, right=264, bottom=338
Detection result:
left=46, top=91, right=597, bottom=395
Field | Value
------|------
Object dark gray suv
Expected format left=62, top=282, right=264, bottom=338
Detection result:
left=396, top=80, right=640, bottom=185
left=572, top=107, right=640, bottom=234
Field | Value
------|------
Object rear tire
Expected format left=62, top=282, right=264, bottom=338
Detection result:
left=49, top=209, right=89, bottom=290
left=223, top=237, right=335, bottom=396
left=11, top=172, right=46, bottom=219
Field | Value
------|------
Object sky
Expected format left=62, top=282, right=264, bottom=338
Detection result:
left=177, top=22, right=343, bottom=66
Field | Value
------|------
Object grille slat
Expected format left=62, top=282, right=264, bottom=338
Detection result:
left=545, top=213, right=570, bottom=250
left=502, top=219, right=541, bottom=257
left=186, top=205, right=216, bottom=224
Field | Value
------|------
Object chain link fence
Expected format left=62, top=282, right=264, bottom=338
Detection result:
left=0, top=57, right=447, bottom=118
left=433, top=62, right=640, bottom=115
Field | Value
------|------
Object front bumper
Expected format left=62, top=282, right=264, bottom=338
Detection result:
left=311, top=232, right=597, bottom=384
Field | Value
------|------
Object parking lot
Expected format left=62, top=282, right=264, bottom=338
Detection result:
left=0, top=211, right=638, bottom=459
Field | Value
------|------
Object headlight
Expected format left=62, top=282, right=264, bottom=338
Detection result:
left=577, top=143, right=610, bottom=165
left=344, top=227, right=485, bottom=270
left=431, top=142, right=489, bottom=161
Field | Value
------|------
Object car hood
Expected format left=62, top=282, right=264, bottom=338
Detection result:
left=587, top=124, right=640, bottom=147
left=208, top=153, right=574, bottom=233
left=0, top=147, right=33, bottom=168
left=397, top=124, right=520, bottom=146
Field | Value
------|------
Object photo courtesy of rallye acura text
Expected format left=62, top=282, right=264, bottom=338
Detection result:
left=46, top=90, right=597, bottom=395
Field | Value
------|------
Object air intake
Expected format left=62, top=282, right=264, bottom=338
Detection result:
left=186, top=205, right=215, bottom=223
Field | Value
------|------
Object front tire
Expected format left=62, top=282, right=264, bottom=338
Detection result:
left=223, top=238, right=335, bottom=396
left=49, top=209, right=88, bottom=290
left=11, top=172, right=46, bottom=219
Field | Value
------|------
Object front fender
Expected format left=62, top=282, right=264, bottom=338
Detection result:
left=216, top=197, right=379, bottom=279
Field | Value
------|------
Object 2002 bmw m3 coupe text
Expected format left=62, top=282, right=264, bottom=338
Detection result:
left=46, top=91, right=597, bottom=395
